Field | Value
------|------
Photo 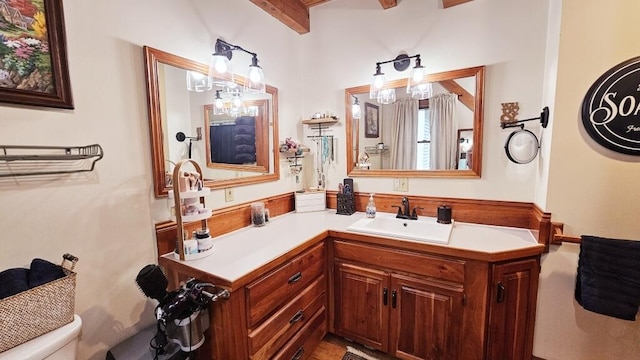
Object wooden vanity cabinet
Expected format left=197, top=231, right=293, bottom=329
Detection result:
left=331, top=237, right=541, bottom=360
left=486, top=259, right=540, bottom=360
left=245, top=241, right=327, bottom=360
left=160, top=240, right=327, bottom=360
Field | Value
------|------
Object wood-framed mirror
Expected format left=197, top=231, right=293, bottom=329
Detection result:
left=346, top=66, right=484, bottom=178
left=144, top=46, right=280, bottom=197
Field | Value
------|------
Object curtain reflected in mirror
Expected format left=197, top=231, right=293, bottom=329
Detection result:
left=346, top=66, right=484, bottom=179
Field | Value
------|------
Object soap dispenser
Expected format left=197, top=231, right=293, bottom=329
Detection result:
left=366, top=193, right=376, bottom=218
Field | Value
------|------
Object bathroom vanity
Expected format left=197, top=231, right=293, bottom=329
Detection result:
left=158, top=210, right=544, bottom=360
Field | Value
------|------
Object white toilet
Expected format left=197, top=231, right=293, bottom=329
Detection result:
left=0, top=315, right=82, bottom=360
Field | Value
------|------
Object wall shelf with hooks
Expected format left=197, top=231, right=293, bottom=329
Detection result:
left=0, top=144, right=103, bottom=178
left=364, top=145, right=389, bottom=155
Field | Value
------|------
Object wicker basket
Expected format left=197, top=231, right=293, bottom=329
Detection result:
left=0, top=254, right=78, bottom=353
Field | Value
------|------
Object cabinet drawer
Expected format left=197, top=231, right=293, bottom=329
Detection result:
left=272, top=307, right=326, bottom=360
left=334, top=240, right=465, bottom=283
left=246, top=242, right=325, bottom=326
left=248, top=275, right=326, bottom=359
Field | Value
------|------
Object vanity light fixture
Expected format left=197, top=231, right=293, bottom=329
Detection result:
left=186, top=70, right=212, bottom=92
left=209, top=38, right=265, bottom=94
left=213, top=90, right=226, bottom=115
left=351, top=95, right=361, bottom=119
left=369, top=54, right=432, bottom=104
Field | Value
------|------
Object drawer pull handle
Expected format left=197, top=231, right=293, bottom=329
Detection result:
left=289, top=310, right=304, bottom=324
left=383, top=288, right=388, bottom=306
left=292, top=346, right=305, bottom=360
left=392, top=289, right=397, bottom=308
left=497, top=282, right=505, bottom=303
left=288, top=272, right=302, bottom=284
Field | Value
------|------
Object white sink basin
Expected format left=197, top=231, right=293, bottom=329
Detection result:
left=346, top=213, right=453, bottom=244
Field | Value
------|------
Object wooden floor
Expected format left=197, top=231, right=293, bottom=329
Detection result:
left=309, top=334, right=399, bottom=360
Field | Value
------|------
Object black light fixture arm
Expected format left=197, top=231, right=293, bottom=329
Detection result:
left=501, top=106, right=550, bottom=129
left=375, top=54, right=421, bottom=72
left=215, top=39, right=259, bottom=65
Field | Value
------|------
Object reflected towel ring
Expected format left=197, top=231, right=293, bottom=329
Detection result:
left=505, top=129, right=539, bottom=164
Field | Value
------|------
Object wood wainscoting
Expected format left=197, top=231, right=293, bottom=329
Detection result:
left=155, top=191, right=552, bottom=257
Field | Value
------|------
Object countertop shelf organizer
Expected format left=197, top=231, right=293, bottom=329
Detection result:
left=0, top=144, right=103, bottom=178
left=171, top=159, right=214, bottom=261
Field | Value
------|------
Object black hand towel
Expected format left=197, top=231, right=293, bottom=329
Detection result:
left=28, top=258, right=66, bottom=288
left=575, top=235, right=640, bottom=321
left=0, top=268, right=29, bottom=299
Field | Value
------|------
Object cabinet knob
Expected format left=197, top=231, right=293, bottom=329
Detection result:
left=383, top=288, right=388, bottom=306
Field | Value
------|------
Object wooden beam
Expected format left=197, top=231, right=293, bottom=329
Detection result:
left=250, top=0, right=310, bottom=34
left=438, top=79, right=475, bottom=111
left=300, top=0, right=330, bottom=6
left=379, top=0, right=397, bottom=9
left=443, top=0, right=473, bottom=9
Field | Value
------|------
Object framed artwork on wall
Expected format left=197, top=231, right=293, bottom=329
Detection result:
left=0, top=0, right=73, bottom=109
left=364, top=102, right=379, bottom=138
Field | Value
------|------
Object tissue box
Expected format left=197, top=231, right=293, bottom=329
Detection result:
left=295, top=191, right=326, bottom=213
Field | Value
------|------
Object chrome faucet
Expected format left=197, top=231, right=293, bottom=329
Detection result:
left=391, top=197, right=422, bottom=220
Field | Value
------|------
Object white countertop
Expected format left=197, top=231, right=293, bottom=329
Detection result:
left=161, top=210, right=541, bottom=285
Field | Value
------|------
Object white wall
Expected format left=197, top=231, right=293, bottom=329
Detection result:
left=302, top=0, right=549, bottom=201
left=0, top=0, right=302, bottom=358
left=534, top=1, right=640, bottom=359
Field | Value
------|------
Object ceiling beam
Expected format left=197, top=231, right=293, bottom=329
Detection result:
left=438, top=79, right=475, bottom=111
left=300, top=0, right=330, bottom=6
left=442, top=0, right=473, bottom=8
left=379, top=0, right=398, bottom=9
left=250, top=0, right=310, bottom=34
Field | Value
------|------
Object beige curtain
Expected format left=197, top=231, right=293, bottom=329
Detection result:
left=430, top=93, right=458, bottom=169
left=390, top=98, right=419, bottom=169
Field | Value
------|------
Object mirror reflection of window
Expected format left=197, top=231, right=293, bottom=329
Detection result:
left=416, top=105, right=431, bottom=170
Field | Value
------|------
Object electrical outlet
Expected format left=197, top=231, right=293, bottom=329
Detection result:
left=224, top=188, right=234, bottom=202
left=393, top=178, right=408, bottom=192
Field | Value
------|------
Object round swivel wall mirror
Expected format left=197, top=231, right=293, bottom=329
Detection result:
left=504, top=129, right=539, bottom=164
left=143, top=46, right=280, bottom=197
left=502, top=106, right=549, bottom=164
left=346, top=66, right=485, bottom=178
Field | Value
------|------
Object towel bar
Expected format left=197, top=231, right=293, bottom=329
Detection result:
left=551, top=222, right=581, bottom=244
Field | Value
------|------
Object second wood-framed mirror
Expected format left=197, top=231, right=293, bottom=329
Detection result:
left=346, top=66, right=484, bottom=178
left=144, top=46, right=280, bottom=197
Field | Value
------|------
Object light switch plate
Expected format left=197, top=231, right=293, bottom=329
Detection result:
left=224, top=188, right=234, bottom=202
left=393, top=178, right=408, bottom=192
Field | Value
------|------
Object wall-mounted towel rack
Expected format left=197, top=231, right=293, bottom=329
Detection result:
left=0, top=144, right=103, bottom=178
left=551, top=222, right=581, bottom=245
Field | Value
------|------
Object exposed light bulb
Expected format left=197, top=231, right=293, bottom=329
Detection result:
left=214, top=60, right=227, bottom=74
left=412, top=68, right=425, bottom=82
left=248, top=66, right=262, bottom=83
left=373, top=75, right=385, bottom=89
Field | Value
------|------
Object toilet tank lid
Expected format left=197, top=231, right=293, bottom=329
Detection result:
left=0, top=315, right=82, bottom=359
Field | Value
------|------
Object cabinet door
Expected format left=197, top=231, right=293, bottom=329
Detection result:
left=487, top=258, right=540, bottom=360
left=389, top=274, right=464, bottom=360
left=334, top=262, right=390, bottom=352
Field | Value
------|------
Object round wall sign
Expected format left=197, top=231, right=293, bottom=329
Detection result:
left=581, top=56, right=640, bottom=155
